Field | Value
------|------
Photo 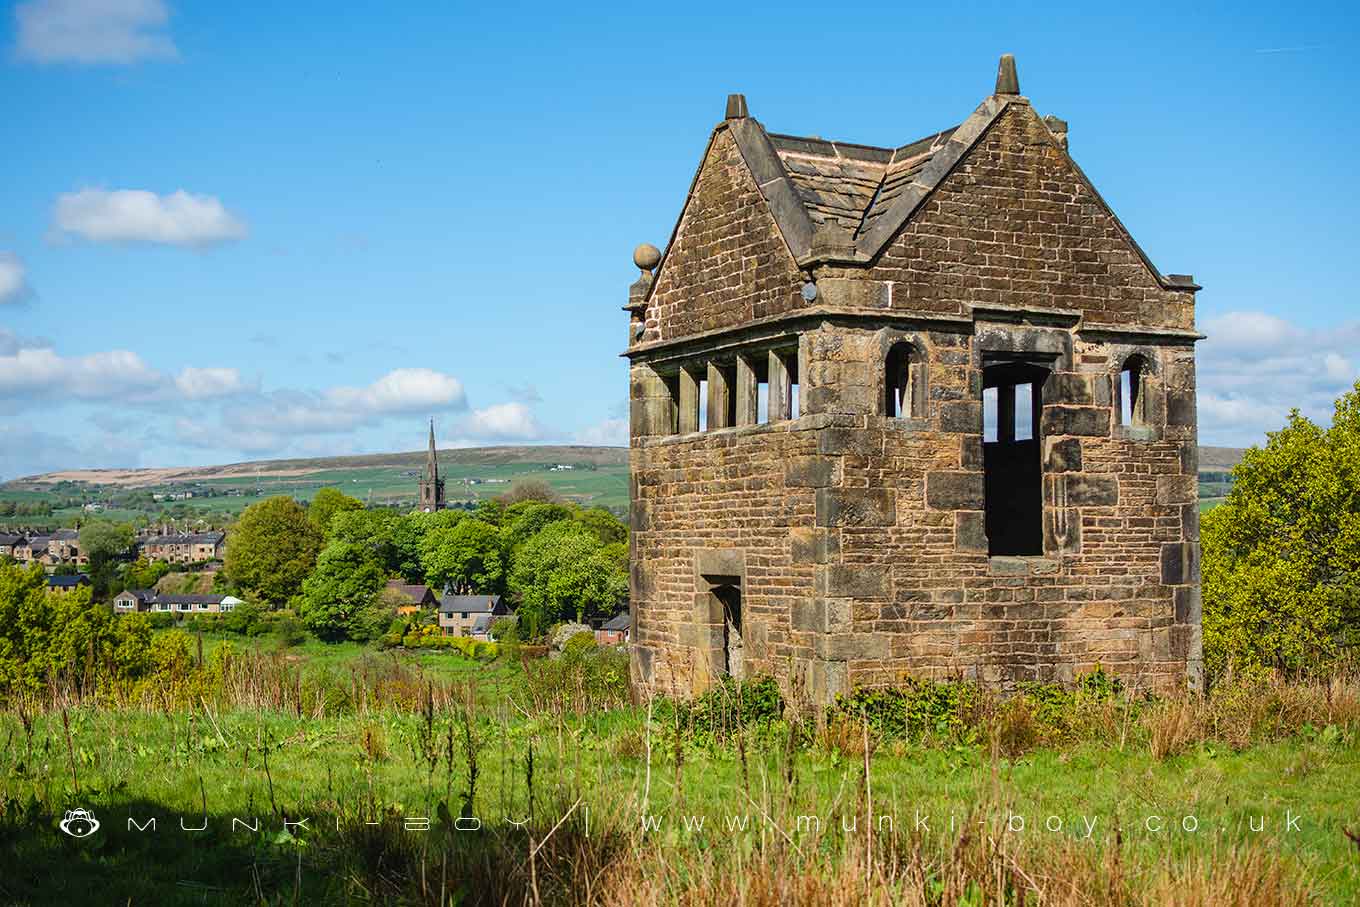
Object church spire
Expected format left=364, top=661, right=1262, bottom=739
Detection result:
left=426, top=418, right=439, bottom=483
left=418, top=418, right=445, bottom=512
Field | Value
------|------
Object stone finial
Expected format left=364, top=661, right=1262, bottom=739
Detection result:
left=995, top=54, right=1019, bottom=95
left=633, top=243, right=661, bottom=273
left=725, top=93, right=749, bottom=120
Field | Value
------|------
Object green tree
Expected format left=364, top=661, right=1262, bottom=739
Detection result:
left=420, top=519, right=504, bottom=594
left=80, top=519, right=135, bottom=598
left=508, top=521, right=627, bottom=637
left=575, top=506, right=628, bottom=545
left=330, top=508, right=400, bottom=571
left=500, top=502, right=574, bottom=561
left=309, top=487, right=364, bottom=535
left=496, top=479, right=562, bottom=505
left=224, top=496, right=324, bottom=606
left=297, top=541, right=387, bottom=641
left=1202, top=381, right=1360, bottom=676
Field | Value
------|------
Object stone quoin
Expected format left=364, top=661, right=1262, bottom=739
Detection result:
left=623, top=55, right=1203, bottom=703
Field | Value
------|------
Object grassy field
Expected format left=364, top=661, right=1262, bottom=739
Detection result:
left=0, top=650, right=1355, bottom=906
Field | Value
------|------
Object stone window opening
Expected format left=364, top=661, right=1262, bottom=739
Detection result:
left=707, top=362, right=737, bottom=429
left=884, top=342, right=926, bottom=418
left=767, top=348, right=799, bottom=421
left=1117, top=355, right=1148, bottom=427
left=982, top=362, right=1048, bottom=557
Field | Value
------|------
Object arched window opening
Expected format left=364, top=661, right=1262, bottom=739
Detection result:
left=885, top=342, right=925, bottom=418
left=1118, top=356, right=1148, bottom=427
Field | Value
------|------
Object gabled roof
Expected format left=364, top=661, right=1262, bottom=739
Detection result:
left=46, top=574, right=90, bottom=588
left=386, top=581, right=435, bottom=603
left=601, top=611, right=630, bottom=631
left=0, top=534, right=24, bottom=546
left=117, top=588, right=157, bottom=602
left=645, top=55, right=1193, bottom=292
left=438, top=594, right=503, bottom=614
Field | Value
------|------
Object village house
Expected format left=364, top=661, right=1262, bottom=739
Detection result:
left=113, top=590, right=243, bottom=614
left=625, top=57, right=1202, bottom=704
left=47, top=529, right=85, bottom=565
left=14, top=535, right=52, bottom=567
left=384, top=580, right=437, bottom=615
left=138, top=530, right=225, bottom=565
left=0, top=533, right=23, bottom=559
left=46, top=574, right=91, bottom=594
left=595, top=611, right=631, bottom=646
left=437, top=593, right=508, bottom=637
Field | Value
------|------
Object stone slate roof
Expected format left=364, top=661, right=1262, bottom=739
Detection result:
left=143, top=531, right=224, bottom=545
left=118, top=588, right=157, bottom=603
left=155, top=594, right=232, bottom=606
left=0, top=534, right=24, bottom=546
left=644, top=57, right=1194, bottom=295
left=46, top=574, right=90, bottom=588
left=439, top=594, right=503, bottom=615
left=768, top=127, right=956, bottom=238
left=600, top=611, right=630, bottom=632
left=51, top=529, right=79, bottom=541
left=385, top=581, right=435, bottom=603
left=27, top=536, right=51, bottom=550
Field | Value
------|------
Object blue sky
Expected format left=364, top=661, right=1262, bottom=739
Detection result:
left=2, top=0, right=1357, bottom=479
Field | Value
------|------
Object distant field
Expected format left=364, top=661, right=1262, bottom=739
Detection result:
left=0, top=446, right=630, bottom=527
left=0, top=443, right=1242, bottom=527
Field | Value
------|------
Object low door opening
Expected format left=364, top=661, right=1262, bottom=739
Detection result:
left=982, top=363, right=1047, bottom=556
left=714, top=583, right=743, bottom=680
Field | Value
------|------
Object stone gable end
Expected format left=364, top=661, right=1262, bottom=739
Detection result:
left=869, top=104, right=1194, bottom=331
left=645, top=129, right=805, bottom=344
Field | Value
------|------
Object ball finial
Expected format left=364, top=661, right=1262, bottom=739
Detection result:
left=633, top=243, right=661, bottom=272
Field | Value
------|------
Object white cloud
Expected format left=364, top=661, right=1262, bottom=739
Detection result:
left=463, top=402, right=541, bottom=440
left=174, top=366, right=252, bottom=399
left=1197, top=310, right=1360, bottom=446
left=575, top=417, right=629, bottom=447
left=53, top=188, right=246, bottom=247
left=219, top=369, right=467, bottom=437
left=325, top=368, right=465, bottom=415
left=0, top=344, right=163, bottom=400
left=0, top=253, right=33, bottom=304
left=15, top=0, right=177, bottom=64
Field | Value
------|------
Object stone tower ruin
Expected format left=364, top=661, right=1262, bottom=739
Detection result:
left=624, top=56, right=1203, bottom=703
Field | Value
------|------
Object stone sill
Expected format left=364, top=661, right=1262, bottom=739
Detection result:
left=634, top=412, right=852, bottom=448
left=988, top=555, right=1060, bottom=576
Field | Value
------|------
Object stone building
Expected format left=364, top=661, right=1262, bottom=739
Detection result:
left=625, top=56, right=1203, bottom=703
left=418, top=419, right=445, bottom=512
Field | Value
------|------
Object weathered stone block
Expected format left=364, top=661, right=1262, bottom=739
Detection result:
left=1044, top=437, right=1082, bottom=473
left=1156, top=474, right=1196, bottom=505
left=1160, top=542, right=1201, bottom=585
left=1173, top=586, right=1202, bottom=624
left=926, top=471, right=985, bottom=510
left=816, top=488, right=896, bottom=527
left=1166, top=389, right=1196, bottom=427
left=1044, top=372, right=1092, bottom=405
left=819, top=564, right=891, bottom=598
left=940, top=401, right=982, bottom=433
left=1044, top=507, right=1081, bottom=553
left=818, top=427, right=877, bottom=456
left=785, top=455, right=837, bottom=488
left=1041, top=406, right=1110, bottom=437
left=1065, top=474, right=1118, bottom=507
left=955, top=510, right=988, bottom=552
left=815, top=633, right=889, bottom=660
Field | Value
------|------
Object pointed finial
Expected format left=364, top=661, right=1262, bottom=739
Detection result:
left=995, top=54, right=1019, bottom=95
left=725, top=94, right=748, bottom=119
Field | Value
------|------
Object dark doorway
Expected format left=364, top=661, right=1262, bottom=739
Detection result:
left=982, top=362, right=1047, bottom=555
left=713, top=583, right=743, bottom=680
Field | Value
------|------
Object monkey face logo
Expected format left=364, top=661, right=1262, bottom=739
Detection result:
left=59, top=809, right=100, bottom=838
